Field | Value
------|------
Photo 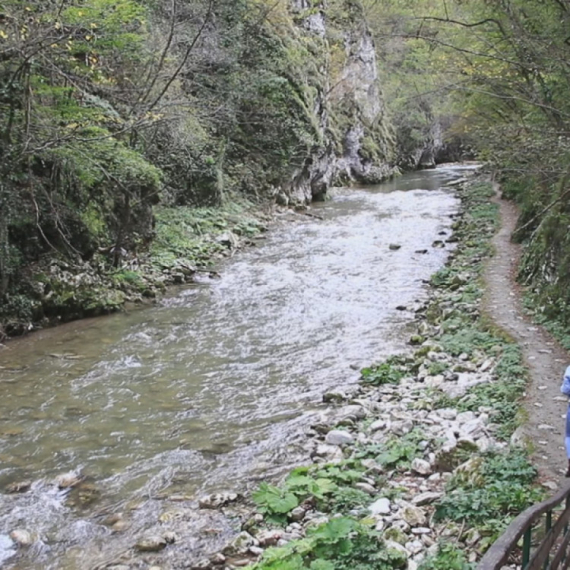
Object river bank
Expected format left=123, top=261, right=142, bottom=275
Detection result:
left=0, top=167, right=466, bottom=569
left=0, top=200, right=272, bottom=339
left=157, top=177, right=557, bottom=570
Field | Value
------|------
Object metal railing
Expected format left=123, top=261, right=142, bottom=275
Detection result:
left=478, top=482, right=570, bottom=570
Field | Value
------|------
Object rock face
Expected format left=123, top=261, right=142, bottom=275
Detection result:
left=285, top=2, right=397, bottom=204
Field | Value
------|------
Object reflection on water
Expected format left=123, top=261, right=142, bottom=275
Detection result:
left=0, top=164, right=474, bottom=568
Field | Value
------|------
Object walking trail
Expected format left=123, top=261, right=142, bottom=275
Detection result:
left=483, top=183, right=569, bottom=484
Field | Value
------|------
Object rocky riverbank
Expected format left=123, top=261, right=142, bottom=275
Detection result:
left=0, top=202, right=272, bottom=339
left=147, top=177, right=552, bottom=570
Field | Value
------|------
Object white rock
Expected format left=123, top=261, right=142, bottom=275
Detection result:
left=369, top=420, right=386, bottom=433
left=199, top=492, right=239, bottom=509
left=476, top=437, right=492, bottom=452
left=355, top=482, right=376, bottom=495
left=456, top=411, right=476, bottom=424
left=424, top=375, right=445, bottom=388
left=400, top=504, right=427, bottom=527
left=385, top=540, right=409, bottom=557
left=314, top=444, right=343, bottom=462
left=369, top=498, right=391, bottom=515
left=325, top=430, right=354, bottom=445
left=438, top=408, right=458, bottom=420
left=412, top=492, right=442, bottom=506
left=406, top=540, right=424, bottom=555
left=411, top=458, right=432, bottom=476
left=55, top=471, right=82, bottom=489
left=256, top=530, right=282, bottom=547
left=411, top=527, right=432, bottom=535
left=9, top=529, right=33, bottom=546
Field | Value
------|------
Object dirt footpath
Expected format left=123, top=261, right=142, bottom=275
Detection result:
left=483, top=183, right=570, bottom=484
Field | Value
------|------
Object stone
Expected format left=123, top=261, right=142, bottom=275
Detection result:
left=9, top=529, right=33, bottom=546
left=6, top=480, right=32, bottom=494
left=163, top=531, right=177, bottom=544
left=369, top=419, right=386, bottom=433
left=406, top=540, right=424, bottom=555
left=223, top=531, right=257, bottom=555
left=55, top=471, right=83, bottom=489
left=198, top=492, right=240, bottom=509
left=289, top=506, right=306, bottom=522
left=314, top=444, right=343, bottom=463
left=325, top=430, right=354, bottom=445
left=355, top=482, right=376, bottom=495
left=135, top=536, right=167, bottom=552
left=111, top=519, right=130, bottom=533
left=476, top=436, right=492, bottom=453
left=385, top=540, right=409, bottom=557
left=389, top=244, right=402, bottom=250
left=411, top=527, right=432, bottom=535
left=510, top=425, right=528, bottom=447
left=256, top=530, right=282, bottom=547
left=210, top=553, right=226, bottom=565
left=411, top=458, right=432, bottom=476
left=361, top=458, right=384, bottom=474
left=400, top=504, right=427, bottom=527
left=337, top=405, right=367, bottom=421
left=369, top=497, right=391, bottom=515
left=412, top=492, right=442, bottom=506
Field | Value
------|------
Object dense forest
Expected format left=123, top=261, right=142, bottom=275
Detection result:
left=1, top=0, right=569, bottom=338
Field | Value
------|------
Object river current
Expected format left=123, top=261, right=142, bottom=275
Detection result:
left=0, top=165, right=474, bottom=568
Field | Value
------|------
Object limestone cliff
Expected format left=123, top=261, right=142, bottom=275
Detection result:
left=283, top=0, right=397, bottom=204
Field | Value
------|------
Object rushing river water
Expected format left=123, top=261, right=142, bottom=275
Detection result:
left=0, top=165, right=473, bottom=568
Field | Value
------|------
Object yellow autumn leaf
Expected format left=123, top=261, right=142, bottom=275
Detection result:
left=0, top=30, right=7, bottom=40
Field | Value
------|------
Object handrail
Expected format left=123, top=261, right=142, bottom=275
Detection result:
left=478, top=481, right=570, bottom=570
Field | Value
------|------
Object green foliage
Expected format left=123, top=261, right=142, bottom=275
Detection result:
left=253, top=483, right=300, bottom=520
left=359, top=429, right=425, bottom=470
left=418, top=543, right=474, bottom=570
left=252, top=517, right=407, bottom=570
left=440, top=328, right=496, bottom=357
left=360, top=356, right=411, bottom=386
left=435, top=450, right=542, bottom=538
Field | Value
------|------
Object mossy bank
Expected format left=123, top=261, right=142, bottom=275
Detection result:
left=0, top=200, right=270, bottom=337
left=164, top=177, right=551, bottom=570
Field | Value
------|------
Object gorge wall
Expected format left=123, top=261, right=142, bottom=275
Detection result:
left=0, top=0, right=401, bottom=335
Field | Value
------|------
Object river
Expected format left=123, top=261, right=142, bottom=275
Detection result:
left=0, top=165, right=474, bottom=568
